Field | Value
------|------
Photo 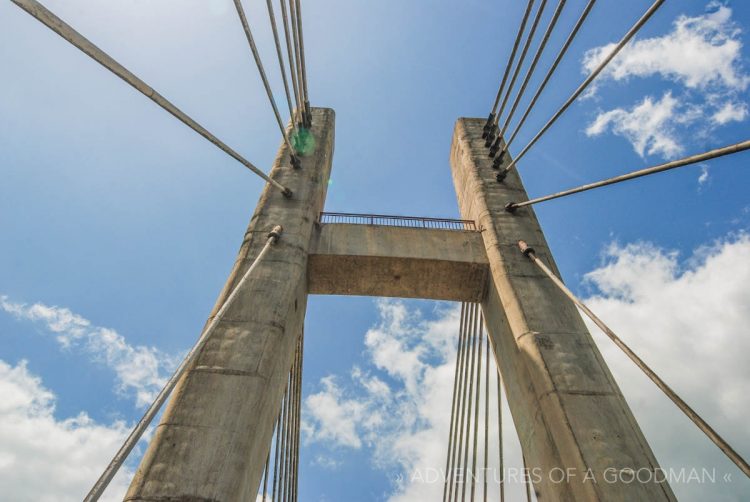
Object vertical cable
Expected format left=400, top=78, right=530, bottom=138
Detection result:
left=483, top=330, right=489, bottom=502
left=443, top=304, right=468, bottom=501
left=279, top=0, right=302, bottom=123
left=449, top=304, right=472, bottom=501
left=292, top=333, right=304, bottom=501
left=265, top=0, right=296, bottom=128
left=294, top=0, right=311, bottom=124
left=497, top=354, right=505, bottom=502
left=232, top=0, right=300, bottom=167
left=272, top=382, right=286, bottom=501
left=460, top=304, right=479, bottom=502
left=470, top=311, right=484, bottom=501
left=261, top=448, right=270, bottom=501
left=288, top=0, right=305, bottom=126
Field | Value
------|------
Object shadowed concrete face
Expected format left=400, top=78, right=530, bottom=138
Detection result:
left=308, top=223, right=488, bottom=301
left=450, top=118, right=676, bottom=501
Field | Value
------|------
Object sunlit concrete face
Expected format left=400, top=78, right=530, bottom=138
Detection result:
left=450, top=118, right=676, bottom=501
left=308, top=223, right=489, bottom=302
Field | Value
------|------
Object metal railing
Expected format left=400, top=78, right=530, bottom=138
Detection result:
left=319, top=212, right=478, bottom=231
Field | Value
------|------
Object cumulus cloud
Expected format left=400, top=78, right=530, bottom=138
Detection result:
left=711, top=100, right=748, bottom=124
left=583, top=3, right=749, bottom=159
left=305, top=233, right=750, bottom=501
left=304, top=301, right=530, bottom=501
left=0, top=359, right=132, bottom=501
left=583, top=4, right=749, bottom=92
left=585, top=91, right=685, bottom=157
left=0, top=296, right=177, bottom=407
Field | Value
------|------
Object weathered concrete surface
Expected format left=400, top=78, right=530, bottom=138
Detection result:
left=125, top=108, right=335, bottom=501
left=450, top=118, right=675, bottom=501
left=308, top=223, right=488, bottom=301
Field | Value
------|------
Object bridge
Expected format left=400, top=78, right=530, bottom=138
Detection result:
left=8, top=0, right=750, bottom=501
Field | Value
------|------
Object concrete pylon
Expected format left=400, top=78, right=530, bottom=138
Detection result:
left=125, top=108, right=335, bottom=501
left=450, top=118, right=676, bottom=501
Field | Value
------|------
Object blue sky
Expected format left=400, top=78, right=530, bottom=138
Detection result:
left=1, top=0, right=749, bottom=500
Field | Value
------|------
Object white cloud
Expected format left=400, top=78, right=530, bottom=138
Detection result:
left=582, top=234, right=750, bottom=500
left=583, top=4, right=749, bottom=159
left=0, top=296, right=177, bottom=407
left=305, top=233, right=750, bottom=501
left=698, top=164, right=711, bottom=186
left=583, top=5, right=750, bottom=92
left=304, top=301, right=531, bottom=501
left=0, top=359, right=132, bottom=501
left=712, top=101, right=748, bottom=124
left=586, top=92, right=685, bottom=158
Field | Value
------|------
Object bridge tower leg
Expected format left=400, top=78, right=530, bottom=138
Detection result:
left=125, top=108, right=335, bottom=501
left=450, top=118, right=676, bottom=501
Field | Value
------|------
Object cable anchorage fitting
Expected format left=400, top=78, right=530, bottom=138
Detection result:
left=504, top=202, right=518, bottom=213
left=482, top=113, right=496, bottom=140
left=489, top=136, right=502, bottom=157
left=517, top=240, right=535, bottom=257
left=267, top=225, right=284, bottom=242
left=291, top=154, right=301, bottom=170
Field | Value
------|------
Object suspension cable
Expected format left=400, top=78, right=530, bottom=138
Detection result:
left=11, top=0, right=293, bottom=197
left=294, top=0, right=311, bottom=125
left=486, top=0, right=549, bottom=147
left=272, top=396, right=283, bottom=501
left=506, top=139, right=750, bottom=212
left=483, top=0, right=536, bottom=139
left=265, top=0, right=296, bottom=130
left=497, top=359, right=505, bottom=502
left=469, top=312, right=484, bottom=501
left=498, top=0, right=597, bottom=163
left=448, top=304, right=471, bottom=501
left=233, top=0, right=301, bottom=169
left=460, top=304, right=479, bottom=501
left=279, top=0, right=302, bottom=124
left=483, top=333, right=489, bottom=502
left=83, top=225, right=283, bottom=501
left=443, top=304, right=467, bottom=502
left=289, top=0, right=308, bottom=127
left=496, top=0, right=666, bottom=180
left=518, top=240, right=750, bottom=479
left=489, top=0, right=566, bottom=157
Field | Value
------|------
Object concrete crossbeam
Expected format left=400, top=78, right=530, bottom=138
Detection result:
left=308, top=223, right=488, bottom=301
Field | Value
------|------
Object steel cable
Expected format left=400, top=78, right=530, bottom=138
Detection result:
left=519, top=240, right=750, bottom=479
left=497, top=0, right=667, bottom=180
left=265, top=0, right=296, bottom=129
left=294, top=0, right=311, bottom=124
left=498, top=0, right=597, bottom=163
left=279, top=0, right=302, bottom=124
left=484, top=0, right=536, bottom=139
left=505, top=139, right=750, bottom=211
left=489, top=0, right=566, bottom=156
left=11, top=0, right=293, bottom=197
left=443, top=304, right=468, bottom=502
left=233, top=0, right=301, bottom=168
left=83, top=226, right=283, bottom=501
left=487, top=0, right=549, bottom=148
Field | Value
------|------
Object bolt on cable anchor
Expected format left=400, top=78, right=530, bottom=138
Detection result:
left=489, top=137, right=502, bottom=157
left=482, top=113, right=496, bottom=139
